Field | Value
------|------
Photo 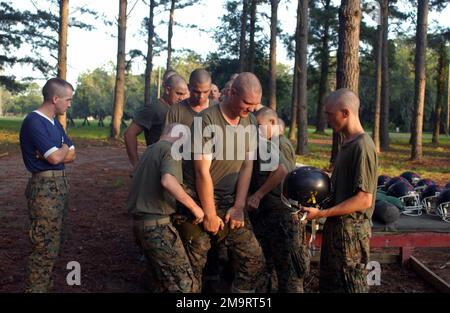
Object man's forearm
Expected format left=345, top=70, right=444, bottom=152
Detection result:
left=63, top=148, right=76, bottom=163
left=234, top=161, right=253, bottom=210
left=47, top=144, right=70, bottom=165
left=254, top=165, right=287, bottom=199
left=318, top=191, right=373, bottom=218
left=161, top=174, right=200, bottom=214
left=124, top=134, right=139, bottom=166
left=196, top=171, right=216, bottom=216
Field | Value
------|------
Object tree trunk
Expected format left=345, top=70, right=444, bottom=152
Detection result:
left=248, top=0, right=257, bottom=73
left=372, top=23, right=382, bottom=154
left=432, top=40, right=446, bottom=145
left=166, top=0, right=175, bottom=71
left=315, top=0, right=331, bottom=134
left=239, top=0, right=249, bottom=73
left=410, top=0, right=428, bottom=161
left=145, top=0, right=156, bottom=107
left=446, top=61, right=450, bottom=136
left=296, top=0, right=309, bottom=155
left=331, top=0, right=361, bottom=165
left=111, top=0, right=127, bottom=139
left=288, top=63, right=298, bottom=141
left=57, top=0, right=69, bottom=130
left=379, top=0, right=390, bottom=151
left=269, top=0, right=278, bottom=110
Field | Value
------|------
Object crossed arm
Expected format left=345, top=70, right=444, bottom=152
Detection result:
left=45, top=144, right=76, bottom=165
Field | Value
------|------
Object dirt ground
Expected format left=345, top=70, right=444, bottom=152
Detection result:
left=0, top=141, right=448, bottom=293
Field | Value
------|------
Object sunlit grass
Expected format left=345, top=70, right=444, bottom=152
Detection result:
left=2, top=117, right=449, bottom=183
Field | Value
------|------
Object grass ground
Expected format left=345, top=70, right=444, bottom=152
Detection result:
left=1, top=116, right=449, bottom=183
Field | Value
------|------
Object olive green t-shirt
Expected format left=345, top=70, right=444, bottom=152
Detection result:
left=279, top=135, right=296, bottom=167
left=184, top=104, right=257, bottom=209
left=250, top=137, right=295, bottom=209
left=127, top=140, right=182, bottom=218
left=331, top=133, right=378, bottom=219
left=133, top=98, right=169, bottom=146
left=165, top=99, right=217, bottom=127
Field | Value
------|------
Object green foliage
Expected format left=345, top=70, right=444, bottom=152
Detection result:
left=71, top=65, right=147, bottom=120
left=0, top=0, right=98, bottom=91
left=2, top=83, right=42, bottom=115
left=171, top=51, right=205, bottom=81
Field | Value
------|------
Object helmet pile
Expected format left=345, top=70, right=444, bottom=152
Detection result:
left=378, top=171, right=449, bottom=223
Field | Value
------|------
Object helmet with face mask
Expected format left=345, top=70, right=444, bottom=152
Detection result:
left=414, top=178, right=436, bottom=193
left=436, top=189, right=450, bottom=223
left=421, top=184, right=443, bottom=216
left=387, top=181, right=423, bottom=216
left=377, top=175, right=391, bottom=190
left=400, top=171, right=421, bottom=187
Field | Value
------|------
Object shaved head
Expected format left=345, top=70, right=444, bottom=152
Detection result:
left=163, top=69, right=178, bottom=82
left=42, top=78, right=74, bottom=101
left=165, top=74, right=187, bottom=89
left=324, top=88, right=360, bottom=115
left=231, top=72, right=262, bottom=97
left=255, top=106, right=278, bottom=122
left=189, top=69, right=211, bottom=86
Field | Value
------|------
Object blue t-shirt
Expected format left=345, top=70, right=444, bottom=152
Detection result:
left=20, top=110, right=74, bottom=173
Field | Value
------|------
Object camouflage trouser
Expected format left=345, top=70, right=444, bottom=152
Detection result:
left=249, top=206, right=310, bottom=293
left=319, top=217, right=371, bottom=293
left=175, top=209, right=265, bottom=293
left=24, top=175, right=69, bottom=293
left=133, top=219, right=197, bottom=293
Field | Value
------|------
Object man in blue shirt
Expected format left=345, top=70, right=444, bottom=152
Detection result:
left=19, top=78, right=76, bottom=293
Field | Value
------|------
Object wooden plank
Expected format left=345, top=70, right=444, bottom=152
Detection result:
left=309, top=252, right=397, bottom=264
left=410, top=255, right=450, bottom=293
left=309, top=232, right=450, bottom=248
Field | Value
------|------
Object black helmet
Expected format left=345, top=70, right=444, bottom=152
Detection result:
left=414, top=178, right=436, bottom=192
left=400, top=171, right=421, bottom=186
left=377, top=175, right=391, bottom=189
left=420, top=184, right=443, bottom=201
left=387, top=181, right=414, bottom=198
left=281, top=166, right=332, bottom=211
left=437, top=189, right=450, bottom=207
left=383, top=176, right=409, bottom=192
left=387, top=181, right=422, bottom=215
left=421, top=184, right=444, bottom=215
left=436, top=189, right=450, bottom=222
left=445, top=182, right=450, bottom=189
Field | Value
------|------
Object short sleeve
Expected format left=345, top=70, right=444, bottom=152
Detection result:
left=27, top=118, right=59, bottom=158
left=160, top=147, right=183, bottom=183
left=353, top=144, right=377, bottom=195
left=133, top=105, right=153, bottom=130
left=57, top=120, right=74, bottom=148
left=165, top=105, right=176, bottom=126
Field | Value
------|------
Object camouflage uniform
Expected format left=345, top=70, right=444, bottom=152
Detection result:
left=250, top=208, right=309, bottom=292
left=25, top=175, right=69, bottom=293
left=176, top=104, right=265, bottom=293
left=127, top=140, right=197, bottom=293
left=174, top=206, right=265, bottom=293
left=133, top=219, right=197, bottom=293
left=319, top=216, right=371, bottom=293
left=249, top=139, right=309, bottom=293
left=319, top=133, right=377, bottom=293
